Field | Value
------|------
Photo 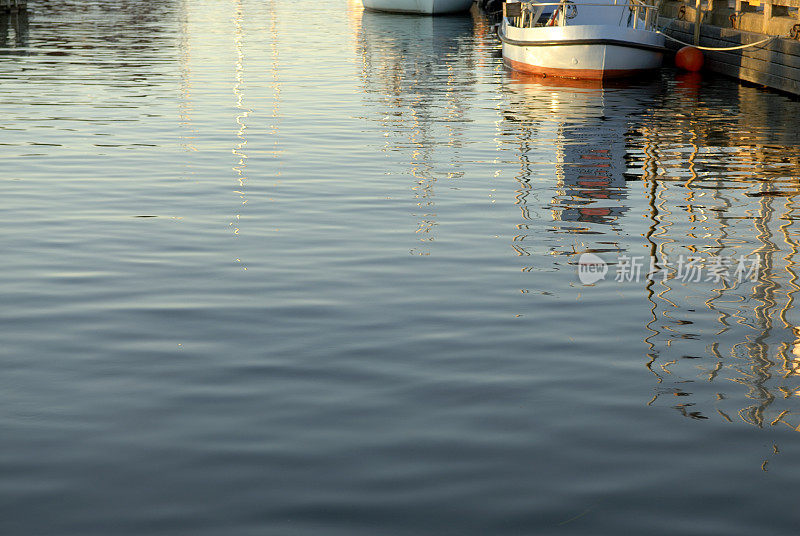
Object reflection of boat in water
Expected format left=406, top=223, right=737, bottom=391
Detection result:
left=362, top=0, right=474, bottom=15
left=502, top=72, right=655, bottom=229
left=357, top=9, right=475, bottom=102
left=500, top=0, right=665, bottom=79
left=357, top=10, right=476, bottom=254
left=358, top=8, right=474, bottom=64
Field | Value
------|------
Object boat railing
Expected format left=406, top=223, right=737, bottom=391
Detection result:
left=503, top=0, right=661, bottom=31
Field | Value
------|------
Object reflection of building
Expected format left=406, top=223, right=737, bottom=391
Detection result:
left=356, top=10, right=476, bottom=254
left=635, top=78, right=800, bottom=433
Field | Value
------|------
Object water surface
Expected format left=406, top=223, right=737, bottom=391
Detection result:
left=2, top=1, right=800, bottom=534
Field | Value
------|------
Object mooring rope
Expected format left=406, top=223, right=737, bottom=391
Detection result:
left=658, top=31, right=777, bottom=51
left=656, top=18, right=777, bottom=51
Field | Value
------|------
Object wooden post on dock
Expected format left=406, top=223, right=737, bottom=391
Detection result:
left=693, top=0, right=702, bottom=44
left=733, top=0, right=743, bottom=28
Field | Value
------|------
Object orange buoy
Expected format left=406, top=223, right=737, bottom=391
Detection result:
left=675, top=46, right=704, bottom=72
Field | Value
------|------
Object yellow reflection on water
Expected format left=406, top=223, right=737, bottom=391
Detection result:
left=178, top=0, right=196, bottom=156
left=501, top=73, right=800, bottom=438
left=228, top=0, right=281, bottom=251
left=639, top=91, right=800, bottom=433
left=231, top=0, right=249, bottom=240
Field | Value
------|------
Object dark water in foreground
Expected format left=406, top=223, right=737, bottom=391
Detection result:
left=2, top=1, right=800, bottom=534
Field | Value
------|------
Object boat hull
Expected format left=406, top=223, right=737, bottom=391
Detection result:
left=362, top=0, right=474, bottom=14
left=501, top=24, right=664, bottom=80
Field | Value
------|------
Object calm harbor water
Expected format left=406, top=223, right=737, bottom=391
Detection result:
left=2, top=1, right=800, bottom=534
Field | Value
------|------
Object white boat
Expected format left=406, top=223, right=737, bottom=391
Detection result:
left=362, top=0, right=475, bottom=15
left=500, top=0, right=665, bottom=79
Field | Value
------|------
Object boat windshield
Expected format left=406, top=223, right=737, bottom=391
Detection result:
left=505, top=0, right=660, bottom=30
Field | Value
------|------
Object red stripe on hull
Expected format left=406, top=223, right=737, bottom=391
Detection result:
left=504, top=57, right=651, bottom=80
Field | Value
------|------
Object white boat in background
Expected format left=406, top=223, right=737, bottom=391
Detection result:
left=362, top=0, right=475, bottom=15
left=500, top=0, right=665, bottom=79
